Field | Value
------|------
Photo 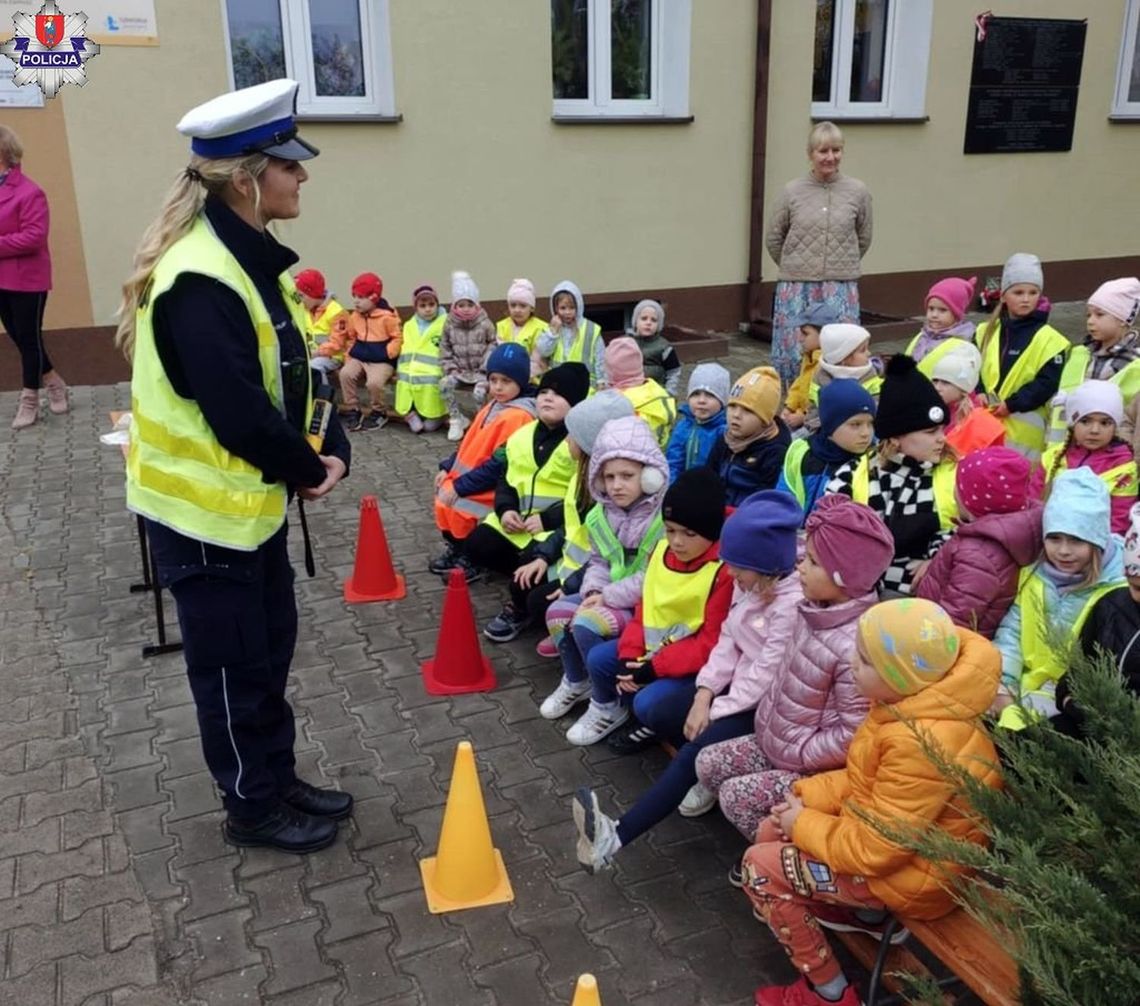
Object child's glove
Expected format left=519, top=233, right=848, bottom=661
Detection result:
left=627, top=660, right=657, bottom=685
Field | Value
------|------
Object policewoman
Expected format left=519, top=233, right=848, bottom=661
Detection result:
left=116, top=80, right=352, bottom=853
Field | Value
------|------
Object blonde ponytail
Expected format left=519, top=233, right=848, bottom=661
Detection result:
left=114, top=152, right=269, bottom=359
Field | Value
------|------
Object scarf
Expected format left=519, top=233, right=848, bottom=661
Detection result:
left=818, top=359, right=875, bottom=383
left=451, top=302, right=480, bottom=323
left=910, top=319, right=976, bottom=361
left=724, top=423, right=775, bottom=456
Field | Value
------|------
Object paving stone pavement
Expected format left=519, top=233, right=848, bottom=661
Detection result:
left=0, top=316, right=1083, bottom=1005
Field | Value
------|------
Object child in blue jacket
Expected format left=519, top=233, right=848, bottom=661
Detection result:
left=707, top=366, right=791, bottom=506
left=665, top=363, right=730, bottom=483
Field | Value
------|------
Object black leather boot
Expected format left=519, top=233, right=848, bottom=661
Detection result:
left=223, top=803, right=337, bottom=853
left=281, top=780, right=354, bottom=820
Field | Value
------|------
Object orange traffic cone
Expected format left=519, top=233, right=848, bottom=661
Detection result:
left=571, top=974, right=602, bottom=1005
left=421, top=568, right=496, bottom=695
left=344, top=495, right=406, bottom=602
left=419, top=741, right=513, bottom=913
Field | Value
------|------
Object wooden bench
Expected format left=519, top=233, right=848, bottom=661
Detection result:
left=832, top=907, right=1018, bottom=1006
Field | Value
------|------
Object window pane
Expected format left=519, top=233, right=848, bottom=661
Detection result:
left=308, top=0, right=365, bottom=97
left=552, top=0, right=589, bottom=99
left=1130, top=12, right=1140, bottom=102
left=225, top=0, right=286, bottom=90
left=812, top=0, right=835, bottom=103
left=611, top=0, right=651, bottom=100
left=850, top=0, right=888, bottom=102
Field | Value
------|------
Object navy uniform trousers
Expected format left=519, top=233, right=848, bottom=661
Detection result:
left=146, top=518, right=298, bottom=820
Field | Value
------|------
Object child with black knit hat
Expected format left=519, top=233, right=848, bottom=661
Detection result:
left=563, top=467, right=734, bottom=746
left=827, top=355, right=958, bottom=595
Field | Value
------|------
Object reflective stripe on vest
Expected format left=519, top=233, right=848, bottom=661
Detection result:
left=976, top=319, right=1070, bottom=461
left=496, top=315, right=548, bottom=357
left=394, top=313, right=447, bottom=419
left=554, top=469, right=591, bottom=582
left=552, top=320, right=601, bottom=382
left=905, top=333, right=965, bottom=381
left=1039, top=445, right=1140, bottom=499
left=1045, top=346, right=1140, bottom=446
left=583, top=506, right=664, bottom=582
left=481, top=421, right=576, bottom=547
left=126, top=216, right=310, bottom=551
left=640, top=540, right=722, bottom=655
left=851, top=455, right=958, bottom=531
left=781, top=438, right=810, bottom=509
left=621, top=379, right=677, bottom=448
left=999, top=569, right=1123, bottom=731
left=808, top=373, right=883, bottom=407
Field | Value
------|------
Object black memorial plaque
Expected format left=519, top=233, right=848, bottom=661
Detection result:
left=964, top=16, right=1087, bottom=154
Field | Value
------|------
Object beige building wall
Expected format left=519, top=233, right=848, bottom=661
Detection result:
left=64, top=0, right=758, bottom=326
left=764, top=0, right=1138, bottom=283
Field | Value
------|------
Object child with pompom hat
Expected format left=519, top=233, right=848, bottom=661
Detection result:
left=440, top=270, right=497, bottom=441
left=743, top=598, right=1002, bottom=1006
left=495, top=278, right=548, bottom=371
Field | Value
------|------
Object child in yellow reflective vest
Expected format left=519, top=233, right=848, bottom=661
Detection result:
left=533, top=280, right=606, bottom=388
left=539, top=414, right=669, bottom=723
left=602, top=336, right=677, bottom=449
left=294, top=268, right=347, bottom=383
left=906, top=274, right=978, bottom=370
left=975, top=253, right=1070, bottom=462
left=562, top=467, right=734, bottom=748
left=992, top=466, right=1126, bottom=729
left=494, top=278, right=548, bottom=376
left=803, top=324, right=882, bottom=434
left=394, top=283, right=448, bottom=433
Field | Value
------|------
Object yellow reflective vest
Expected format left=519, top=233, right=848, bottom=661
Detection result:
left=481, top=421, right=576, bottom=548
left=1038, top=444, right=1139, bottom=503
left=906, top=333, right=972, bottom=382
left=552, top=319, right=603, bottom=386
left=303, top=297, right=347, bottom=359
left=851, top=454, right=959, bottom=531
left=998, top=569, right=1122, bottom=731
left=1045, top=344, right=1140, bottom=447
left=621, top=378, right=677, bottom=449
left=496, top=316, right=547, bottom=358
left=640, top=540, right=723, bottom=656
left=584, top=505, right=664, bottom=582
left=976, top=318, right=1070, bottom=462
left=554, top=469, right=592, bottom=582
left=808, top=372, right=883, bottom=407
left=394, top=312, right=447, bottom=420
left=126, top=217, right=312, bottom=551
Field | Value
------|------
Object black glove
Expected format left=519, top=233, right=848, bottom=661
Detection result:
left=630, top=660, right=657, bottom=686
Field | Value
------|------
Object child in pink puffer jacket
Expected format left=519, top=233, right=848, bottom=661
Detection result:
left=694, top=495, right=895, bottom=843
left=540, top=415, right=669, bottom=719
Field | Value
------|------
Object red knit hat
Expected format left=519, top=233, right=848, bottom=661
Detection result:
left=955, top=447, right=1030, bottom=518
left=294, top=269, right=326, bottom=300
left=351, top=272, right=383, bottom=301
left=925, top=276, right=978, bottom=321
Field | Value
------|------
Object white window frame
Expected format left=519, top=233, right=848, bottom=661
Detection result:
left=1113, top=0, right=1140, bottom=118
left=811, top=0, right=931, bottom=120
left=220, top=0, right=396, bottom=120
left=552, top=0, right=691, bottom=120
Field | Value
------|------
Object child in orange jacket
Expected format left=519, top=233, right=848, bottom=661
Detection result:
left=742, top=598, right=1002, bottom=1006
left=322, top=272, right=401, bottom=432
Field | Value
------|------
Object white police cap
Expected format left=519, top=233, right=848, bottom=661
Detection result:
left=176, top=79, right=318, bottom=161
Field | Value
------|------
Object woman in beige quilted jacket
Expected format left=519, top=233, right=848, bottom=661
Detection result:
left=765, top=122, right=872, bottom=390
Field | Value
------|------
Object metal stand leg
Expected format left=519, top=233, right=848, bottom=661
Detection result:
left=134, top=518, right=183, bottom=659
left=129, top=515, right=153, bottom=593
left=865, top=916, right=901, bottom=1006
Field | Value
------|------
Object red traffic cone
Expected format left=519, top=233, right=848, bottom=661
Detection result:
left=421, top=568, right=496, bottom=694
left=344, top=495, right=406, bottom=603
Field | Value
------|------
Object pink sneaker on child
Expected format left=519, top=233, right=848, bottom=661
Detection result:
left=535, top=636, right=558, bottom=659
left=754, top=977, right=860, bottom=1006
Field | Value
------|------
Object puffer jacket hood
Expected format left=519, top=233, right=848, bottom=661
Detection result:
left=755, top=591, right=877, bottom=772
left=960, top=503, right=1043, bottom=568
left=791, top=628, right=1003, bottom=920
left=588, top=415, right=668, bottom=506
left=550, top=279, right=585, bottom=320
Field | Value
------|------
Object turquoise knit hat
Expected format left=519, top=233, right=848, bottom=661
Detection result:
left=1043, top=467, right=1111, bottom=551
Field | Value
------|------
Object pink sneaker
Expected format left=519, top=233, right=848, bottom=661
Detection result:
left=754, top=977, right=860, bottom=1006
left=535, top=636, right=558, bottom=659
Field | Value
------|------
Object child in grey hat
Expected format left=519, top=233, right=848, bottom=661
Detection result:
left=665, top=363, right=731, bottom=483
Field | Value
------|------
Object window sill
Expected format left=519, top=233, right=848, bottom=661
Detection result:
left=1108, top=114, right=1140, bottom=122
left=551, top=114, right=694, bottom=125
left=296, top=113, right=403, bottom=124
left=810, top=115, right=929, bottom=124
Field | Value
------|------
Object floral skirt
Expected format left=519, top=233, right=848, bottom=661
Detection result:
left=770, top=280, right=861, bottom=389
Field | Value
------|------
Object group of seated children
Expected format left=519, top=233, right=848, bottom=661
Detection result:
left=424, top=255, right=1140, bottom=1003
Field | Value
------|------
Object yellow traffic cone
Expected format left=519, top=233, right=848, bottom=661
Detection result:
left=419, top=740, right=514, bottom=913
left=571, top=974, right=602, bottom=1005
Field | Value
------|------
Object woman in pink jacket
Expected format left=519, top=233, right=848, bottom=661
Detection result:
left=571, top=491, right=805, bottom=872
left=0, top=126, right=66, bottom=429
left=693, top=496, right=895, bottom=851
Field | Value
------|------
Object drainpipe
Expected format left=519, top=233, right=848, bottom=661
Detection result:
left=747, top=0, right=773, bottom=339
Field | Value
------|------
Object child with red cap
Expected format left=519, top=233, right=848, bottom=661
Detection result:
left=916, top=447, right=1042, bottom=637
left=906, top=275, right=978, bottom=374
left=744, top=598, right=1002, bottom=1006
left=293, top=268, right=347, bottom=383
left=321, top=271, right=401, bottom=431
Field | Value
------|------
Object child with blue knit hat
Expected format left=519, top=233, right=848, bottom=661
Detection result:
left=992, top=465, right=1126, bottom=729
left=777, top=379, right=875, bottom=523
left=665, top=362, right=730, bottom=482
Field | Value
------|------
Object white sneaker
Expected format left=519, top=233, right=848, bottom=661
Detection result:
left=565, top=702, right=629, bottom=746
left=447, top=416, right=465, bottom=442
left=540, top=678, right=590, bottom=720
left=572, top=787, right=621, bottom=873
left=678, top=782, right=717, bottom=818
